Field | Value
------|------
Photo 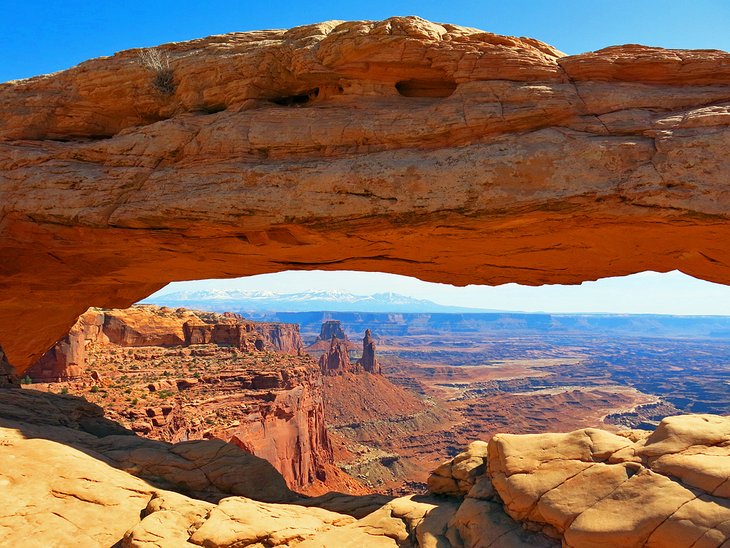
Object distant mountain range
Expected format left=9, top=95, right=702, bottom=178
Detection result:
left=142, top=289, right=495, bottom=314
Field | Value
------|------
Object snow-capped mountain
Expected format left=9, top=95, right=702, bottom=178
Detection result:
left=141, top=289, right=493, bottom=313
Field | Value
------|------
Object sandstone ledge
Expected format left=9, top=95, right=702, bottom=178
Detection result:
left=3, top=386, right=726, bottom=546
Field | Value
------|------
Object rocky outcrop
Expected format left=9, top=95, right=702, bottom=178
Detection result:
left=183, top=320, right=257, bottom=349
left=0, top=345, right=17, bottom=387
left=318, top=336, right=356, bottom=375
left=4, top=18, right=730, bottom=370
left=0, top=391, right=534, bottom=548
left=358, top=328, right=382, bottom=374
left=308, top=320, right=358, bottom=352
left=428, top=441, right=489, bottom=497
left=26, top=305, right=304, bottom=380
left=319, top=320, right=347, bottom=342
left=2, top=387, right=727, bottom=546
left=24, top=305, right=337, bottom=493
left=254, top=322, right=304, bottom=354
left=426, top=414, right=730, bottom=547
left=26, top=309, right=106, bottom=381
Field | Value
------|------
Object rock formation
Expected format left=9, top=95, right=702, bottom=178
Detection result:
left=357, top=328, right=382, bottom=374
left=318, top=336, right=356, bottom=375
left=319, top=320, right=347, bottom=342
left=308, top=320, right=358, bottom=352
left=0, top=345, right=17, bottom=387
left=26, top=305, right=304, bottom=380
left=24, top=305, right=341, bottom=493
left=428, top=414, right=730, bottom=547
left=4, top=17, right=730, bottom=371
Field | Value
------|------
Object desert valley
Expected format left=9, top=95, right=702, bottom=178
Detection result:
left=21, top=302, right=730, bottom=501
left=2, top=11, right=730, bottom=548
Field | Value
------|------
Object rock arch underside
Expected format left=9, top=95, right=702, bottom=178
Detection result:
left=1, top=16, right=730, bottom=548
left=3, top=17, right=730, bottom=370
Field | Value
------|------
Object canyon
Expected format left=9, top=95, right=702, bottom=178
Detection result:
left=25, top=306, right=358, bottom=495
left=2, top=15, right=730, bottom=547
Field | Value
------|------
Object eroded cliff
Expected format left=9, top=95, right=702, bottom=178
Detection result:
left=25, top=305, right=350, bottom=494
left=3, top=17, right=730, bottom=369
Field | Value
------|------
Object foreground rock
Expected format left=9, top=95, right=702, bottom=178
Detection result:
left=3, top=387, right=726, bottom=546
left=482, top=414, right=730, bottom=547
left=4, top=17, right=730, bottom=370
left=0, top=388, right=532, bottom=547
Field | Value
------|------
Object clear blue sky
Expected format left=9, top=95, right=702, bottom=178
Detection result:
left=3, top=1, right=730, bottom=82
left=6, top=1, right=730, bottom=315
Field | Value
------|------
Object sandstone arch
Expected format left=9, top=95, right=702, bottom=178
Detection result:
left=2, top=17, right=730, bottom=370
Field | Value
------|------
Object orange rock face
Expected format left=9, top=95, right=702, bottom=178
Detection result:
left=357, top=329, right=381, bottom=374
left=24, top=305, right=350, bottom=493
left=318, top=336, right=356, bottom=375
left=3, top=16, right=730, bottom=374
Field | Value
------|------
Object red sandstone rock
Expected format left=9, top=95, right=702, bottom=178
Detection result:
left=3, top=18, right=730, bottom=370
left=318, top=336, right=357, bottom=375
left=27, top=305, right=304, bottom=380
left=308, top=320, right=358, bottom=352
left=357, top=329, right=381, bottom=374
left=0, top=346, right=17, bottom=387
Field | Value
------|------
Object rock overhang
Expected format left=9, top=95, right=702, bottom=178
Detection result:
left=2, top=16, right=730, bottom=369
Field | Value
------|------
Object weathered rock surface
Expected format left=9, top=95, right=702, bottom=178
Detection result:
left=482, top=414, right=730, bottom=547
left=357, top=328, right=382, bottom=374
left=308, top=320, right=358, bottom=353
left=0, top=345, right=17, bottom=387
left=317, top=320, right=347, bottom=344
left=3, top=386, right=726, bottom=546
left=319, top=335, right=357, bottom=375
left=25, top=305, right=344, bottom=494
left=26, top=305, right=304, bottom=380
left=4, top=17, right=730, bottom=369
left=428, top=441, right=489, bottom=497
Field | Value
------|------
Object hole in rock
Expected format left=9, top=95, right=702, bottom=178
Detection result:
left=395, top=79, right=458, bottom=98
left=19, top=269, right=730, bottom=503
left=199, top=104, right=226, bottom=115
left=271, top=87, right=320, bottom=106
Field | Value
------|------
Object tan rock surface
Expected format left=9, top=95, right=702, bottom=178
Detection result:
left=428, top=441, right=489, bottom=496
left=5, top=386, right=728, bottom=547
left=484, top=414, right=730, bottom=547
left=4, top=17, right=730, bottom=369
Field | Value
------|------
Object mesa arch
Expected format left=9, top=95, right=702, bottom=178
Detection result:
left=2, top=16, right=730, bottom=371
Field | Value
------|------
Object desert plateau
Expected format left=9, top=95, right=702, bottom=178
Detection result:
left=2, top=9, right=730, bottom=548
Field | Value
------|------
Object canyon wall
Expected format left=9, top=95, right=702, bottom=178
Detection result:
left=25, top=305, right=339, bottom=493
left=3, top=17, right=730, bottom=370
left=26, top=306, right=304, bottom=380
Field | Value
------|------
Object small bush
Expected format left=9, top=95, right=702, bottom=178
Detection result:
left=21, top=375, right=32, bottom=385
left=139, top=48, right=175, bottom=95
left=90, top=385, right=99, bottom=393
left=60, top=387, right=69, bottom=395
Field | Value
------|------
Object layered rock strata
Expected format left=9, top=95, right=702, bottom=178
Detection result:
left=4, top=17, right=730, bottom=370
left=26, top=305, right=304, bottom=380
left=24, top=305, right=341, bottom=493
